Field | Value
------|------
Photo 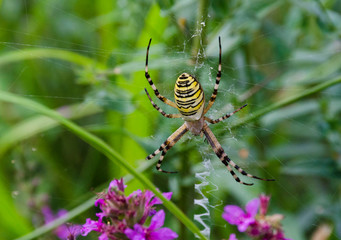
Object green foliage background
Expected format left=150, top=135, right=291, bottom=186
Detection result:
left=0, top=0, right=341, bottom=239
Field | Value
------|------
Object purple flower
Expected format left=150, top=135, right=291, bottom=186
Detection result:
left=82, top=178, right=176, bottom=240
left=222, top=198, right=259, bottom=232
left=124, top=210, right=178, bottom=240
left=94, top=178, right=172, bottom=223
left=42, top=206, right=81, bottom=240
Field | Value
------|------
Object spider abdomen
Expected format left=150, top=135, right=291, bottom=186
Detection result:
left=174, top=73, right=204, bottom=121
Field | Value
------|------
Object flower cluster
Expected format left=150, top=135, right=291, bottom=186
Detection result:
left=81, top=178, right=178, bottom=240
left=223, top=194, right=291, bottom=240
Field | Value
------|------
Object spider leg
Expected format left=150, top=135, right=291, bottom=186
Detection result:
left=204, top=104, right=247, bottom=124
left=202, top=123, right=274, bottom=185
left=204, top=36, right=222, bottom=115
left=145, top=39, right=178, bottom=109
left=146, top=123, right=188, bottom=173
left=144, top=88, right=182, bottom=118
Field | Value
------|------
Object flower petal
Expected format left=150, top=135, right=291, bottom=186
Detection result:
left=96, top=212, right=105, bottom=222
left=56, top=209, right=68, bottom=218
left=245, top=198, right=260, bottom=217
left=41, top=206, right=54, bottom=224
left=163, top=192, right=173, bottom=200
left=150, top=192, right=173, bottom=205
left=54, top=225, right=69, bottom=239
left=222, top=205, right=245, bottom=224
left=124, top=224, right=146, bottom=240
left=124, top=228, right=135, bottom=239
left=259, top=194, right=270, bottom=216
left=237, top=217, right=255, bottom=232
left=95, top=198, right=105, bottom=207
left=81, top=218, right=102, bottom=236
left=99, top=233, right=109, bottom=240
left=149, top=227, right=178, bottom=240
left=228, top=233, right=238, bottom=240
left=108, top=178, right=126, bottom=192
left=149, top=210, right=165, bottom=230
left=144, top=190, right=155, bottom=204
left=127, top=189, right=142, bottom=200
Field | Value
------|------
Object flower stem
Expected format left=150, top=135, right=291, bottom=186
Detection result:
left=191, top=0, right=209, bottom=63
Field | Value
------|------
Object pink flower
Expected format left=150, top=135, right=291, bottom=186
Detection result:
left=222, top=195, right=292, bottom=240
left=124, top=210, right=178, bottom=240
left=222, top=198, right=260, bottom=232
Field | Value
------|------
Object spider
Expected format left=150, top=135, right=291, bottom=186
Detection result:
left=144, top=37, right=274, bottom=185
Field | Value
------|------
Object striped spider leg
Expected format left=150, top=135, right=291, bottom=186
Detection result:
left=144, top=37, right=274, bottom=185
left=203, top=36, right=222, bottom=115
left=145, top=122, right=188, bottom=173
left=145, top=38, right=178, bottom=109
left=202, top=123, right=273, bottom=186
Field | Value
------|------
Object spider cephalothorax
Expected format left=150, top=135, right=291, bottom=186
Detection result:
left=144, top=37, right=274, bottom=185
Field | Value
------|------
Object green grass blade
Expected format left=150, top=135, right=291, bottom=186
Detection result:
left=0, top=48, right=105, bottom=68
left=231, top=75, right=341, bottom=129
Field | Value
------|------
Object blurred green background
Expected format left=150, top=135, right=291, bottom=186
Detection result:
left=0, top=0, right=341, bottom=239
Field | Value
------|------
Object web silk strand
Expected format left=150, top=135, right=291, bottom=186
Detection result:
left=194, top=158, right=212, bottom=239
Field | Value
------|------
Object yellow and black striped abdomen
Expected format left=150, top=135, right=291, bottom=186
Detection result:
left=174, top=73, right=204, bottom=121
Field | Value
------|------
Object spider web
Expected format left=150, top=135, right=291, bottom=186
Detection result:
left=193, top=158, right=214, bottom=239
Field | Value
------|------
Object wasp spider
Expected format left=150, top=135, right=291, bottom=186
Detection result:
left=144, top=37, right=274, bottom=185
